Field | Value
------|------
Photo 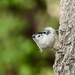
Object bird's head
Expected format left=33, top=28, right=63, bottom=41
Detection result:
left=32, top=27, right=56, bottom=52
left=32, top=27, right=56, bottom=41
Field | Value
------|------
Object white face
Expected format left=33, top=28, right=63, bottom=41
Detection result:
left=32, top=28, right=52, bottom=43
left=34, top=34, right=43, bottom=41
left=32, top=33, right=46, bottom=52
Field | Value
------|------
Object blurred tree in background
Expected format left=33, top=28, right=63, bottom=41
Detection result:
left=0, top=0, right=59, bottom=75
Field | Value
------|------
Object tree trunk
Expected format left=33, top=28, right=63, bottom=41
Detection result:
left=53, top=0, right=75, bottom=75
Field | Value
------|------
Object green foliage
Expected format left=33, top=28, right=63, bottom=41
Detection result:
left=19, top=65, right=32, bottom=75
left=39, top=67, right=54, bottom=75
left=0, top=0, right=59, bottom=75
left=0, top=0, right=36, bottom=9
left=10, top=0, right=36, bottom=9
left=0, top=0, right=9, bottom=7
left=0, top=13, right=27, bottom=37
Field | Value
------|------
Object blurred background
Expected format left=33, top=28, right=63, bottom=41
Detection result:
left=0, top=0, right=60, bottom=75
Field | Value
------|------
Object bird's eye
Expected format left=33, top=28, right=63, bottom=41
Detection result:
left=38, top=35, right=40, bottom=37
left=43, top=32, right=46, bottom=34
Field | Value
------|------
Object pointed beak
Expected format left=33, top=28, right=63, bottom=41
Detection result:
left=32, top=34, right=35, bottom=38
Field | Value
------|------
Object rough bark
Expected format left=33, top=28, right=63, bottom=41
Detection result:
left=53, top=0, right=75, bottom=75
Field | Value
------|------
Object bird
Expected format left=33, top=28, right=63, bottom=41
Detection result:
left=32, top=27, right=57, bottom=52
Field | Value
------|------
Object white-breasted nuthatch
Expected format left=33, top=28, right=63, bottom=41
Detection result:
left=32, top=27, right=57, bottom=52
